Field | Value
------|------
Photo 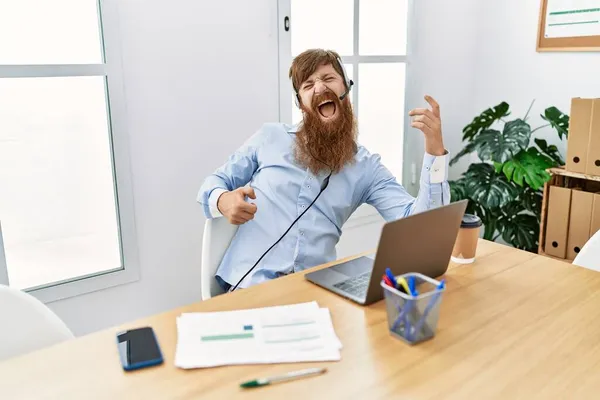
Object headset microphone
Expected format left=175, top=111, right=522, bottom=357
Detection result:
left=338, top=79, right=354, bottom=101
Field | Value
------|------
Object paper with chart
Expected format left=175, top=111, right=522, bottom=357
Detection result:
left=174, top=301, right=342, bottom=369
left=545, top=0, right=600, bottom=38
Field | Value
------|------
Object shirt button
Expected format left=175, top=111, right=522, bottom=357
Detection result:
left=307, top=185, right=311, bottom=189
left=300, top=230, right=304, bottom=236
left=300, top=204, right=305, bottom=209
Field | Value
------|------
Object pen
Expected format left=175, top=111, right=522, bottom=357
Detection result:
left=240, top=367, right=327, bottom=388
left=396, top=277, right=411, bottom=294
left=412, top=279, right=446, bottom=341
left=383, top=275, right=394, bottom=287
left=407, top=276, right=419, bottom=296
left=385, top=268, right=398, bottom=288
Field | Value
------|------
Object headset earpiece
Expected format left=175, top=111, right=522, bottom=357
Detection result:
left=336, top=57, right=352, bottom=92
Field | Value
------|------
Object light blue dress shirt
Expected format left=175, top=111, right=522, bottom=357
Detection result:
left=197, top=122, right=450, bottom=288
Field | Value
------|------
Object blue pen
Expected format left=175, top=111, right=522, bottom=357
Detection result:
left=412, top=279, right=446, bottom=341
left=385, top=268, right=398, bottom=288
left=407, top=276, right=418, bottom=296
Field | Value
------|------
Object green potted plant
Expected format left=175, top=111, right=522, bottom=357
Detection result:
left=449, top=101, right=569, bottom=252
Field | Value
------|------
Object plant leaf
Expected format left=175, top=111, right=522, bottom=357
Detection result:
left=541, top=106, right=569, bottom=140
left=473, top=119, right=531, bottom=163
left=449, top=179, right=469, bottom=202
left=449, top=141, right=477, bottom=166
left=534, top=138, right=564, bottom=166
left=501, top=148, right=553, bottom=190
left=462, top=102, right=510, bottom=141
left=497, top=213, right=539, bottom=252
left=463, top=163, right=518, bottom=209
left=520, top=187, right=543, bottom=219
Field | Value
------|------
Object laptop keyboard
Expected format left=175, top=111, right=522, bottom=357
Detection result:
left=333, top=272, right=370, bottom=298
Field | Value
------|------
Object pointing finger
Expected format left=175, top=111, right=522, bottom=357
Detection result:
left=424, top=95, right=440, bottom=117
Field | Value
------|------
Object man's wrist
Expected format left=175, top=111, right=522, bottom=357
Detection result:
left=425, top=139, right=446, bottom=156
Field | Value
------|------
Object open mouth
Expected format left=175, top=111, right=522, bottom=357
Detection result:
left=317, top=100, right=337, bottom=119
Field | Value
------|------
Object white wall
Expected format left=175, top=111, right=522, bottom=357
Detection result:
left=474, top=0, right=600, bottom=155
left=47, top=0, right=280, bottom=335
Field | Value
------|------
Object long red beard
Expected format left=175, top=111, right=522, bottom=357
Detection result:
left=294, top=90, right=357, bottom=174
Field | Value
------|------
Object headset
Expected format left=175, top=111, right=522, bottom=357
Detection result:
left=293, top=57, right=354, bottom=108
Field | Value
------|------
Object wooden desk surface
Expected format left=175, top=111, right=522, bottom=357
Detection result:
left=2, top=240, right=600, bottom=399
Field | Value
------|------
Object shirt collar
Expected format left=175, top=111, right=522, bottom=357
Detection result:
left=287, top=123, right=299, bottom=134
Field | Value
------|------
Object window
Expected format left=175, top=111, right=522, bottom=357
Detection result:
left=0, top=0, right=138, bottom=300
left=278, top=0, right=409, bottom=181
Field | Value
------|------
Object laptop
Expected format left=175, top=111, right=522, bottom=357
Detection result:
left=304, top=200, right=468, bottom=305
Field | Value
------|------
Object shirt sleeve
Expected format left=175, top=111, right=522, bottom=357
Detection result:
left=364, top=151, right=450, bottom=222
left=208, top=188, right=228, bottom=218
left=196, top=127, right=268, bottom=219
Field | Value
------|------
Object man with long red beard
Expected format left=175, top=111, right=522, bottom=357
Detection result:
left=197, top=49, right=449, bottom=292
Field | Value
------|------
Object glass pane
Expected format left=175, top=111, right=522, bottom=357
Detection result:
left=291, top=64, right=354, bottom=125
left=359, top=0, right=408, bottom=55
left=358, top=63, right=406, bottom=179
left=291, top=0, right=354, bottom=56
left=0, top=0, right=102, bottom=64
left=0, top=76, right=121, bottom=289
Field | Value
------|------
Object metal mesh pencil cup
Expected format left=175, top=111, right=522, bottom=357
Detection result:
left=381, top=272, right=446, bottom=345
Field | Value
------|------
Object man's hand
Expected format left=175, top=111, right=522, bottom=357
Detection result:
left=408, top=95, right=446, bottom=156
left=217, top=187, right=258, bottom=225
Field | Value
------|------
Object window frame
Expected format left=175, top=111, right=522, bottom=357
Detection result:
left=277, top=0, right=414, bottom=220
left=0, top=0, right=140, bottom=303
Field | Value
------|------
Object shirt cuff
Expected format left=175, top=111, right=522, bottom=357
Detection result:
left=421, top=150, right=449, bottom=184
left=208, top=188, right=228, bottom=218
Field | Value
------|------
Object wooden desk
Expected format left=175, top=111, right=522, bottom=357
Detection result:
left=2, top=240, right=600, bottom=399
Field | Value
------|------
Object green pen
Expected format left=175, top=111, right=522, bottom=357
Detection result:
left=240, top=367, right=327, bottom=388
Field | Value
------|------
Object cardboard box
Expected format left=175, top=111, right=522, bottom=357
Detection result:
left=566, top=98, right=594, bottom=174
left=592, top=193, right=600, bottom=236
left=544, top=186, right=572, bottom=258
left=566, top=190, right=594, bottom=260
left=586, top=99, right=600, bottom=176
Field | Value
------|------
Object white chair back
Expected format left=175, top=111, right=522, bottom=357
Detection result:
left=573, top=230, right=600, bottom=272
left=0, top=284, right=74, bottom=361
left=201, top=218, right=238, bottom=300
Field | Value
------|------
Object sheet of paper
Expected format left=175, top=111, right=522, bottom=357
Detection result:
left=174, top=302, right=342, bottom=369
left=545, top=0, right=600, bottom=38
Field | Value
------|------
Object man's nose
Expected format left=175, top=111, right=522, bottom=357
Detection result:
left=314, top=80, right=326, bottom=94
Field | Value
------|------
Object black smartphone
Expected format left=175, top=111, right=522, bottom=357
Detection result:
left=116, top=327, right=164, bottom=371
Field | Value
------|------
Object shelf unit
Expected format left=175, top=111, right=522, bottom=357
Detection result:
left=538, top=167, right=600, bottom=262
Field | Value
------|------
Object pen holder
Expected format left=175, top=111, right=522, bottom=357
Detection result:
left=381, top=272, right=446, bottom=345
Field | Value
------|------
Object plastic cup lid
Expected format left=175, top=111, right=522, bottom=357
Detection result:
left=461, top=213, right=482, bottom=228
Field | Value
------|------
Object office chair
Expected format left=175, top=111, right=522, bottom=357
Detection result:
left=573, top=230, right=600, bottom=272
left=201, top=218, right=238, bottom=300
left=0, top=284, right=74, bottom=361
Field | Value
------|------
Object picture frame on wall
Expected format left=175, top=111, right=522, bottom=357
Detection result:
left=537, top=0, right=600, bottom=51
